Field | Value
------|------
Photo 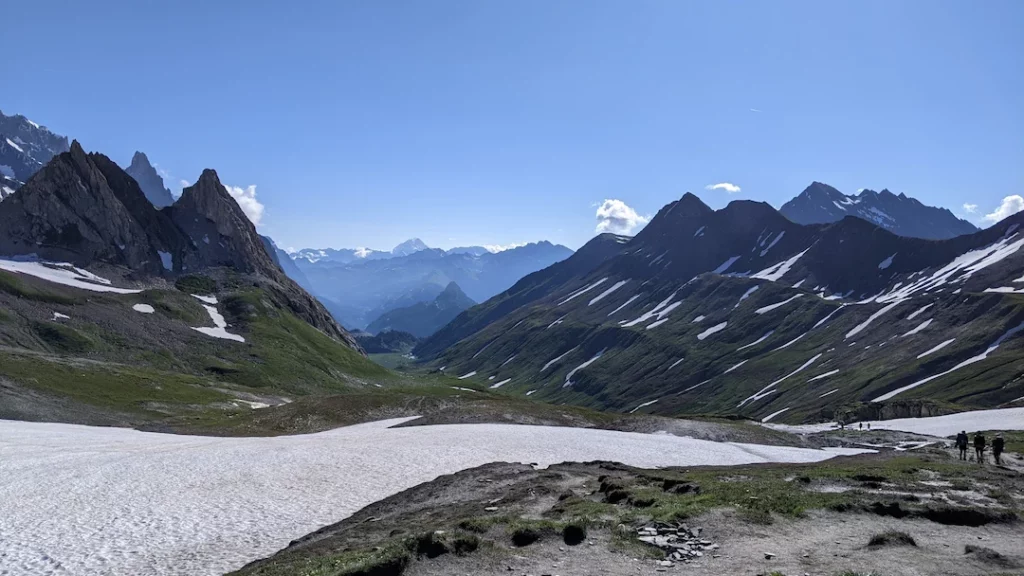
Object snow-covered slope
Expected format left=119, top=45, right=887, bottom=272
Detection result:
left=0, top=109, right=70, bottom=198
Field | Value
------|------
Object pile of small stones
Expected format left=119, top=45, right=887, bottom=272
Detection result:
left=635, top=522, right=720, bottom=566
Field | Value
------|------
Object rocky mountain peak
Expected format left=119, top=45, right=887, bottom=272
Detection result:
left=392, top=238, right=430, bottom=256
left=124, top=150, right=175, bottom=209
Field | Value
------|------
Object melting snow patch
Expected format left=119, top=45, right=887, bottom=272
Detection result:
left=808, top=369, right=839, bottom=382
left=697, top=322, right=728, bottom=341
left=192, top=304, right=246, bottom=343
left=714, top=256, right=741, bottom=274
left=845, top=301, right=903, bottom=339
left=158, top=251, right=173, bottom=272
left=917, top=338, right=956, bottom=359
left=192, top=294, right=218, bottom=304
left=558, top=278, right=609, bottom=305
left=692, top=315, right=705, bottom=323
left=546, top=316, right=566, bottom=330
left=607, top=294, right=641, bottom=317
left=693, top=226, right=706, bottom=237
left=669, top=358, right=685, bottom=370
left=52, top=312, right=70, bottom=321
left=901, top=319, right=933, bottom=337
left=818, top=388, right=840, bottom=399
left=878, top=253, right=896, bottom=270
left=0, top=258, right=141, bottom=294
left=525, top=390, right=536, bottom=396
left=752, top=248, right=809, bottom=282
left=875, top=323, right=1024, bottom=402
left=132, top=304, right=155, bottom=314
left=472, top=340, right=494, bottom=359
left=629, top=399, right=659, bottom=414
left=451, top=387, right=478, bottom=393
left=724, top=359, right=748, bottom=374
left=647, top=318, right=669, bottom=330
left=759, top=231, right=785, bottom=257
left=623, top=291, right=679, bottom=327
left=756, top=294, right=804, bottom=314
left=761, top=407, right=790, bottom=423
left=457, top=371, right=477, bottom=380
left=564, top=349, right=606, bottom=387
left=738, top=330, right=774, bottom=351
left=907, top=303, right=933, bottom=321
left=500, top=354, right=517, bottom=367
left=490, top=378, right=512, bottom=389
left=589, top=280, right=629, bottom=306
left=984, top=286, right=1024, bottom=294
left=541, top=347, right=578, bottom=372
left=739, top=354, right=822, bottom=407
left=813, top=304, right=847, bottom=329
left=735, top=285, right=759, bottom=308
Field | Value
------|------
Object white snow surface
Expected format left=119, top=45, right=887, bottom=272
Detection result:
left=901, top=319, right=933, bottom=337
left=739, top=354, right=822, bottom=407
left=766, top=407, right=1024, bottom=437
left=755, top=294, right=804, bottom=314
left=629, top=399, right=659, bottom=414
left=692, top=315, right=705, bottom=323
left=752, top=248, right=809, bottom=282
left=845, top=300, right=903, bottom=340
left=541, top=347, right=578, bottom=372
left=818, top=388, right=840, bottom=399
left=0, top=417, right=870, bottom=576
left=457, top=371, right=477, bottom=380
left=132, top=304, right=155, bottom=314
left=917, top=338, right=956, bottom=359
left=5, top=137, right=24, bottom=152
left=607, top=294, right=641, bottom=317
left=696, top=321, right=728, bottom=341
left=646, top=318, right=669, bottom=330
left=52, top=312, right=69, bottom=321
left=192, top=305, right=246, bottom=343
left=724, top=359, right=748, bottom=374
left=564, top=349, right=606, bottom=387
left=759, top=231, right=785, bottom=257
left=761, top=407, right=790, bottom=423
left=668, top=357, right=685, bottom=370
left=737, top=330, right=774, bottom=351
left=808, top=369, right=840, bottom=382
left=558, top=278, right=608, bottom=305
left=158, top=250, right=173, bottom=271
left=623, top=291, right=679, bottom=327
left=192, top=294, right=218, bottom=304
left=906, top=303, right=933, bottom=321
left=0, top=258, right=141, bottom=294
left=588, top=280, right=629, bottom=306
left=735, top=285, right=759, bottom=308
left=489, top=378, right=512, bottom=389
left=713, top=256, right=741, bottom=274
left=878, top=253, right=896, bottom=270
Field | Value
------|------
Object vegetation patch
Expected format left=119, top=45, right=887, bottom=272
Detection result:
left=0, top=270, right=79, bottom=304
left=867, top=530, right=916, bottom=547
left=964, top=544, right=1019, bottom=568
left=31, top=321, right=94, bottom=353
left=174, top=274, right=217, bottom=295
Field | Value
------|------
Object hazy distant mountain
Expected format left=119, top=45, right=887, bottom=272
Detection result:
left=366, top=281, right=475, bottom=338
left=0, top=109, right=70, bottom=199
left=780, top=182, right=978, bottom=240
left=291, top=240, right=574, bottom=329
left=124, top=151, right=175, bottom=208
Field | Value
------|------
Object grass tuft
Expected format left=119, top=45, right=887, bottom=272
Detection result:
left=867, top=530, right=917, bottom=547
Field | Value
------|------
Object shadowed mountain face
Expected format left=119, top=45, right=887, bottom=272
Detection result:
left=365, top=281, right=476, bottom=338
left=293, top=241, right=574, bottom=329
left=0, top=110, right=71, bottom=199
left=780, top=182, right=978, bottom=240
left=425, top=192, right=1024, bottom=424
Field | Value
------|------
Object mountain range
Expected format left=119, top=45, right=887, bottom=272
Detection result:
left=420, top=192, right=1024, bottom=424
left=292, top=239, right=575, bottom=329
left=0, top=109, right=70, bottom=199
left=365, top=280, right=475, bottom=338
left=780, top=182, right=978, bottom=240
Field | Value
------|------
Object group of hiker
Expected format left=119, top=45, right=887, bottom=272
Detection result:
left=955, top=431, right=1006, bottom=465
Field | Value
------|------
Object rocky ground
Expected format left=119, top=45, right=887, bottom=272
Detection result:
left=229, top=440, right=1024, bottom=576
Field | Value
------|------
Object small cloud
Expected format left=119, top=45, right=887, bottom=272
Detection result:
left=962, top=203, right=978, bottom=214
left=595, top=199, right=650, bottom=234
left=749, top=108, right=762, bottom=113
left=983, top=195, right=1024, bottom=224
left=223, top=184, right=265, bottom=226
left=705, top=182, right=742, bottom=194
left=483, top=242, right=528, bottom=253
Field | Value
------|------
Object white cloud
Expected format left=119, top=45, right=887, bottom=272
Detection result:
left=705, top=182, right=741, bottom=194
left=483, top=242, right=528, bottom=253
left=962, top=203, right=978, bottom=214
left=223, top=184, right=265, bottom=226
left=984, top=195, right=1024, bottom=224
left=749, top=108, right=761, bottom=113
left=595, top=199, right=649, bottom=234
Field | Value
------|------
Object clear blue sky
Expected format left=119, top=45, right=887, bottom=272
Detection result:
left=4, top=1, right=1022, bottom=250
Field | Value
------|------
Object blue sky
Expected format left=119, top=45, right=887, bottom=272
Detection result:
left=4, top=1, right=1022, bottom=251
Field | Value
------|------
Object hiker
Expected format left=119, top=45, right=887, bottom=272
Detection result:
left=992, top=434, right=1005, bottom=466
left=859, top=422, right=863, bottom=431
left=955, top=431, right=969, bottom=460
left=974, top=432, right=987, bottom=464
left=867, top=423, right=871, bottom=430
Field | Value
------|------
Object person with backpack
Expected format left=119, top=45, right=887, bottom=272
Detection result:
left=973, top=432, right=987, bottom=464
left=955, top=431, right=969, bottom=460
left=992, top=434, right=1005, bottom=466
